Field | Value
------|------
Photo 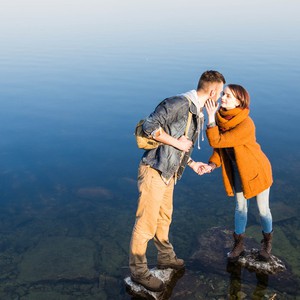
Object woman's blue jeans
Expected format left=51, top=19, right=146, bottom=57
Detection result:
left=233, top=164, right=273, bottom=235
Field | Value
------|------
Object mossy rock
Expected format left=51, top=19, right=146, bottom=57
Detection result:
left=17, top=236, right=98, bottom=283
left=20, top=291, right=71, bottom=300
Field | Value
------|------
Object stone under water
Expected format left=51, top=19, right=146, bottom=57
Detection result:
left=124, top=227, right=296, bottom=299
left=191, top=227, right=286, bottom=276
left=188, top=227, right=297, bottom=297
left=124, top=267, right=185, bottom=300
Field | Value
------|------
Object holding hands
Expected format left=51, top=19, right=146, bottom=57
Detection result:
left=188, top=98, right=220, bottom=176
left=179, top=99, right=220, bottom=176
left=188, top=161, right=214, bottom=176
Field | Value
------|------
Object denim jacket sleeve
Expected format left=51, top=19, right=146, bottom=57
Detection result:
left=142, top=96, right=189, bottom=137
left=141, top=96, right=198, bottom=182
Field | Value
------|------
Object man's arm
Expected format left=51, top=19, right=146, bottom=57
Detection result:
left=143, top=96, right=193, bottom=151
left=155, top=131, right=210, bottom=175
left=153, top=129, right=192, bottom=152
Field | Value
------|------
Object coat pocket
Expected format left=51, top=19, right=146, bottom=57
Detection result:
left=248, top=173, right=261, bottom=195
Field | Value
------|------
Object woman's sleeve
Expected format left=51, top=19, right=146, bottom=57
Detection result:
left=206, top=118, right=255, bottom=148
left=209, top=149, right=222, bottom=167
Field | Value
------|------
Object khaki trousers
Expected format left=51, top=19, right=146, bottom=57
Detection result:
left=129, top=164, right=176, bottom=277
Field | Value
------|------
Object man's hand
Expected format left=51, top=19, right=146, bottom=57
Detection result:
left=177, top=135, right=192, bottom=152
left=153, top=131, right=192, bottom=152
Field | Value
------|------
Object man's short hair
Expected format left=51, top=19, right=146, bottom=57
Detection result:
left=197, top=70, right=226, bottom=91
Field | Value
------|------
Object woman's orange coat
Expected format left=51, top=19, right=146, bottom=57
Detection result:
left=206, top=116, right=272, bottom=199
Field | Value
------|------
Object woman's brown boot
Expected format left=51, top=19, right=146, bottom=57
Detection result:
left=227, top=232, right=245, bottom=262
left=259, top=231, right=273, bottom=261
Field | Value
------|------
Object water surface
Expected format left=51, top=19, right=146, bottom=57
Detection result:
left=0, top=0, right=299, bottom=299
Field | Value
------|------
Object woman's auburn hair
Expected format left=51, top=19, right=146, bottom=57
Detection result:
left=227, top=84, right=250, bottom=109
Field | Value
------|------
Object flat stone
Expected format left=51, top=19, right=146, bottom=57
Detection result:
left=186, top=227, right=297, bottom=297
left=191, top=227, right=286, bottom=275
left=236, top=248, right=286, bottom=275
left=124, top=267, right=185, bottom=300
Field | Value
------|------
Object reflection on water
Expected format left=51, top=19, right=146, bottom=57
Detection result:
left=227, top=262, right=270, bottom=300
left=0, top=0, right=300, bottom=299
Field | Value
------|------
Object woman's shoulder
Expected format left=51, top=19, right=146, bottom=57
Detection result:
left=234, top=115, right=256, bottom=136
left=241, top=115, right=255, bottom=127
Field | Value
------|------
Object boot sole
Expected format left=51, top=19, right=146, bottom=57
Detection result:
left=227, top=251, right=245, bottom=262
left=131, top=278, right=165, bottom=292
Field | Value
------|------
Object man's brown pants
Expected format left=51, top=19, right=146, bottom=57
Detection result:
left=129, top=164, right=176, bottom=277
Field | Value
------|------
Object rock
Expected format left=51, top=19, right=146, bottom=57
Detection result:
left=266, top=202, right=297, bottom=223
left=187, top=227, right=298, bottom=297
left=236, top=248, right=286, bottom=275
left=190, top=227, right=244, bottom=276
left=17, top=236, right=98, bottom=283
left=124, top=267, right=185, bottom=300
left=190, top=227, right=286, bottom=275
left=20, top=291, right=71, bottom=300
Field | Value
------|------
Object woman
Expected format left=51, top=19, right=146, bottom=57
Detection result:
left=204, top=84, right=273, bottom=262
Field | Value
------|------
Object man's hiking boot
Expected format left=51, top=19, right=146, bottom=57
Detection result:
left=259, top=231, right=273, bottom=261
left=227, top=232, right=245, bottom=262
left=157, top=256, right=185, bottom=270
left=131, top=273, right=164, bottom=292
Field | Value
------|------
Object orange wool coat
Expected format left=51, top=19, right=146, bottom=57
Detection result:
left=206, top=115, right=273, bottom=199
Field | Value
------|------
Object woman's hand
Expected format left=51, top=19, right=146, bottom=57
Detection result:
left=205, top=99, right=219, bottom=124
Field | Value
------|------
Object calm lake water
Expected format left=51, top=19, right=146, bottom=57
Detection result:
left=0, top=0, right=299, bottom=299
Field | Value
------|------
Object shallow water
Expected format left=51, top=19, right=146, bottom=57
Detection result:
left=0, top=0, right=299, bottom=299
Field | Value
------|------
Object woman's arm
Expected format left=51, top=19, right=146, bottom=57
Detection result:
left=206, top=118, right=255, bottom=148
left=205, top=98, right=255, bottom=148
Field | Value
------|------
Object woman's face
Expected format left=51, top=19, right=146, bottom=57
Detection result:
left=220, top=86, right=240, bottom=110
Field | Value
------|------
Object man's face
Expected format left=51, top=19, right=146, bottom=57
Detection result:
left=212, top=82, right=224, bottom=102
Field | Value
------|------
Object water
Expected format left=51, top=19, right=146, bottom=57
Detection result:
left=0, top=0, right=299, bottom=299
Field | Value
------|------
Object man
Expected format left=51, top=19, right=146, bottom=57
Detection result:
left=129, top=70, right=226, bottom=291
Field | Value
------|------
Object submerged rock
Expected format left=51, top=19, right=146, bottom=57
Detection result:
left=124, top=267, right=185, bottom=300
left=187, top=227, right=298, bottom=297
left=191, top=227, right=286, bottom=275
left=123, top=228, right=298, bottom=299
left=17, top=236, right=98, bottom=283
